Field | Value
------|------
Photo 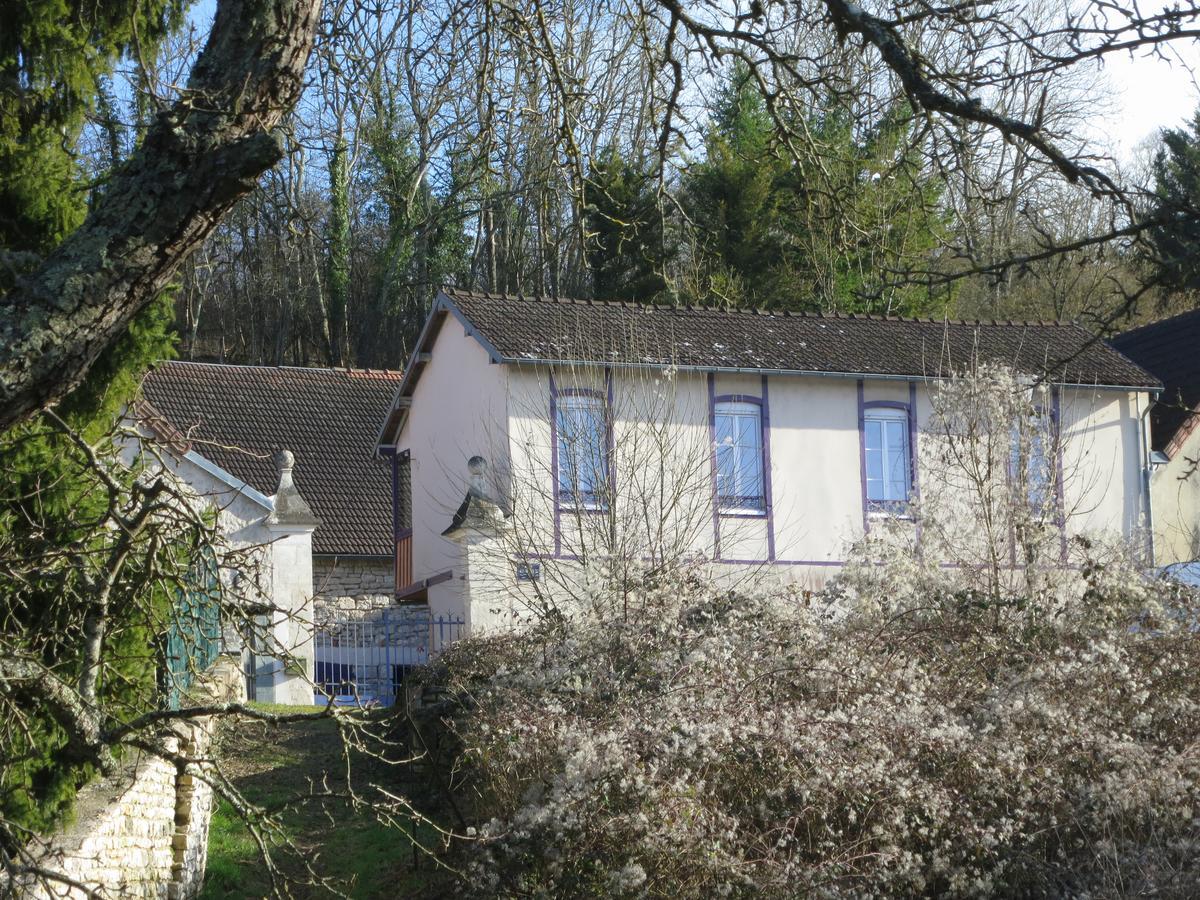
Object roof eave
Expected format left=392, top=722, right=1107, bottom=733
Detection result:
left=375, top=289, right=505, bottom=449
left=180, top=449, right=275, bottom=512
left=495, top=356, right=1161, bottom=392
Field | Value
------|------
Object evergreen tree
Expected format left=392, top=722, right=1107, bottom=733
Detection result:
left=680, top=64, right=790, bottom=306
left=0, top=0, right=186, bottom=254
left=681, top=65, right=946, bottom=315
left=776, top=105, right=947, bottom=316
left=584, top=147, right=668, bottom=302
left=0, top=0, right=187, bottom=835
left=1149, top=109, right=1200, bottom=295
left=358, top=114, right=469, bottom=359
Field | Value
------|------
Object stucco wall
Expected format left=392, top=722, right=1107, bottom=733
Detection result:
left=397, top=315, right=508, bottom=623
left=1152, top=425, right=1200, bottom=565
left=121, top=439, right=316, bottom=706
left=17, top=660, right=242, bottom=900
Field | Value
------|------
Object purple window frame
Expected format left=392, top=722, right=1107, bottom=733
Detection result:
left=550, top=369, right=615, bottom=557
left=858, top=381, right=920, bottom=531
left=712, top=395, right=768, bottom=516
left=708, top=373, right=776, bottom=563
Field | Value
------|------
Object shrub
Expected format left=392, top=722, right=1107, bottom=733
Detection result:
left=433, top=555, right=1200, bottom=898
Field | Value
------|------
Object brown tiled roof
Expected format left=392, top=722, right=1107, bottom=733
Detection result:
left=142, top=361, right=401, bottom=556
left=437, top=288, right=1159, bottom=388
left=1110, top=309, right=1200, bottom=453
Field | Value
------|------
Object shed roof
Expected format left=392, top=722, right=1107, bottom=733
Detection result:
left=142, top=361, right=401, bottom=556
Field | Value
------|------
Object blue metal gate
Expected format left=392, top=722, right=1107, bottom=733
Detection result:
left=314, top=609, right=466, bottom=707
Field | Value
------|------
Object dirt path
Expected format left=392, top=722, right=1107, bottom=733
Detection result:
left=199, top=705, right=449, bottom=899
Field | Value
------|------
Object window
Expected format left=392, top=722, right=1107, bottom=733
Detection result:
left=864, top=407, right=911, bottom=509
left=557, top=393, right=609, bottom=508
left=1010, top=414, right=1053, bottom=510
left=715, top=401, right=765, bottom=513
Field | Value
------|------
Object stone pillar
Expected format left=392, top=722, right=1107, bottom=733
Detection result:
left=262, top=450, right=318, bottom=706
left=442, top=456, right=512, bottom=632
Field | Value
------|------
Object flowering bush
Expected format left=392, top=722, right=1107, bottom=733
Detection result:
left=430, top=553, right=1200, bottom=898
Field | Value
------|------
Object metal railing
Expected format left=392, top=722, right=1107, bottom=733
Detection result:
left=314, top=608, right=466, bottom=707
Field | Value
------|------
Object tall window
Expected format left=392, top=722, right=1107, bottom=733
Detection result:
left=715, top=401, right=765, bottom=513
left=557, top=393, right=609, bottom=508
left=1010, top=413, right=1053, bottom=510
left=864, top=407, right=911, bottom=508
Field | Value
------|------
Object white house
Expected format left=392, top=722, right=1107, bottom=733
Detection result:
left=376, top=288, right=1161, bottom=630
left=137, top=361, right=403, bottom=704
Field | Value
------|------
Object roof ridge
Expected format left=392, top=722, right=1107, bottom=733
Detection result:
left=1112, top=307, right=1200, bottom=344
left=440, top=285, right=1082, bottom=328
left=158, top=359, right=402, bottom=377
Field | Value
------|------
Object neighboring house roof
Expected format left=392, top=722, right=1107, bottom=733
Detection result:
left=378, top=287, right=1159, bottom=445
left=142, top=361, right=402, bottom=556
left=1110, top=308, right=1200, bottom=454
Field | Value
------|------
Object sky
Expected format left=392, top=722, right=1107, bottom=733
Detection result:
left=1104, top=43, right=1200, bottom=160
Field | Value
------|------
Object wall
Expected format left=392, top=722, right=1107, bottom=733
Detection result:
left=1152, top=423, right=1200, bottom=565
left=451, top=365, right=1153, bottom=627
left=397, top=313, right=509, bottom=622
left=124, top=441, right=317, bottom=707
left=17, top=659, right=243, bottom=900
left=394, top=324, right=1154, bottom=628
left=311, top=556, right=393, bottom=623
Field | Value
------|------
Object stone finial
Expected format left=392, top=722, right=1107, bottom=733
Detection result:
left=468, top=455, right=488, bottom=497
left=442, top=455, right=507, bottom=538
left=267, top=448, right=319, bottom=528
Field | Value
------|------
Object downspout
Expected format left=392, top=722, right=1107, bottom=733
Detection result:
left=1139, top=390, right=1160, bottom=566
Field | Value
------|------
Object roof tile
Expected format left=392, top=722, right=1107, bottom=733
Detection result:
left=439, top=287, right=1158, bottom=389
left=142, top=361, right=401, bottom=556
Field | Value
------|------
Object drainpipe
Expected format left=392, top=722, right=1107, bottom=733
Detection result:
left=1139, top=391, right=1160, bottom=566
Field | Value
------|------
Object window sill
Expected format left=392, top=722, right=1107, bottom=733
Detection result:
left=557, top=504, right=609, bottom=515
left=718, top=508, right=768, bottom=519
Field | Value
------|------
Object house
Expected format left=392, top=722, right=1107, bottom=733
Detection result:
left=376, top=288, right=1161, bottom=630
left=137, top=361, right=402, bottom=703
left=1111, top=309, right=1200, bottom=565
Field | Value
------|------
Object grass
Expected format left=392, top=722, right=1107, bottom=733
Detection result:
left=199, top=703, right=452, bottom=899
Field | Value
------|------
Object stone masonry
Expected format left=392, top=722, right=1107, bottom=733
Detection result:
left=17, top=659, right=243, bottom=900
left=312, top=556, right=393, bottom=623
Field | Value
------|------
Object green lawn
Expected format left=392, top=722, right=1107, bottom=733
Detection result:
left=200, top=703, right=452, bottom=899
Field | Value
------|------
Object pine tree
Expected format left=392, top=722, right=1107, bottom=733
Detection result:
left=0, top=0, right=186, bottom=254
left=681, top=65, right=946, bottom=315
left=1149, top=109, right=1200, bottom=295
left=680, top=63, right=790, bottom=306
left=584, top=147, right=668, bottom=302
left=0, top=0, right=186, bottom=834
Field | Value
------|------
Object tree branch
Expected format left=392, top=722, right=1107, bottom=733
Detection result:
left=0, top=0, right=321, bottom=432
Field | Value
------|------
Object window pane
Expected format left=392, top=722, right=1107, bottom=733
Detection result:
left=865, top=412, right=910, bottom=506
left=865, top=447, right=883, bottom=482
left=716, top=414, right=735, bottom=445
left=715, top=403, right=764, bottom=509
left=558, top=396, right=607, bottom=505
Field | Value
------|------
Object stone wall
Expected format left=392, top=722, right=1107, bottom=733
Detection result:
left=312, top=556, right=393, bottom=623
left=17, top=659, right=243, bottom=900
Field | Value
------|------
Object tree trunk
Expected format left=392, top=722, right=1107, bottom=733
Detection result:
left=0, top=0, right=320, bottom=431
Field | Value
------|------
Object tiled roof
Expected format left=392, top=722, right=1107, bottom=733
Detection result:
left=141, top=361, right=401, bottom=556
left=438, top=288, right=1159, bottom=388
left=1110, top=309, right=1200, bottom=453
